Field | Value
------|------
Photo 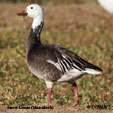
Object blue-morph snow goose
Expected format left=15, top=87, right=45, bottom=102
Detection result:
left=17, top=4, right=102, bottom=106
left=98, top=0, right=113, bottom=14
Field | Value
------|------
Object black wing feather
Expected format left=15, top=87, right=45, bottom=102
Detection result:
left=53, top=45, right=102, bottom=72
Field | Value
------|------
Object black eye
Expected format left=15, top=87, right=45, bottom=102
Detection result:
left=31, top=7, right=33, bottom=9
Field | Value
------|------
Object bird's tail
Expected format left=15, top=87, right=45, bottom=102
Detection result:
left=84, top=68, right=102, bottom=74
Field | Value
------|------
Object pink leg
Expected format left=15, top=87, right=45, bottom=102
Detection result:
left=72, top=83, right=78, bottom=106
left=48, top=88, right=52, bottom=104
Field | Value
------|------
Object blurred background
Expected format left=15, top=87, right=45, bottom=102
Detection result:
left=0, top=0, right=97, bottom=4
left=0, top=0, right=113, bottom=108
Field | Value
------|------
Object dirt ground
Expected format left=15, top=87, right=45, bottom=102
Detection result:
left=0, top=3, right=113, bottom=113
left=0, top=105, right=113, bottom=113
left=0, top=3, right=113, bottom=29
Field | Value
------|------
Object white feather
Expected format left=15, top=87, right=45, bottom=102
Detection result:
left=58, top=69, right=84, bottom=82
left=26, top=4, right=44, bottom=29
left=47, top=60, right=62, bottom=71
left=47, top=59, right=84, bottom=82
left=32, top=16, right=44, bottom=30
left=84, top=68, right=102, bottom=75
left=45, top=81, right=53, bottom=88
left=98, top=0, right=113, bottom=14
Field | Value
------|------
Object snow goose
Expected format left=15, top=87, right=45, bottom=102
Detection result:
left=98, top=0, right=113, bottom=14
left=17, top=4, right=102, bottom=106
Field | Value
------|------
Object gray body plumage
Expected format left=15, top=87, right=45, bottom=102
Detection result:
left=26, top=22, right=102, bottom=85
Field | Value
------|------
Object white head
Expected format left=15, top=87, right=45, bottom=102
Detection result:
left=26, top=4, right=44, bottom=19
left=17, top=4, right=44, bottom=29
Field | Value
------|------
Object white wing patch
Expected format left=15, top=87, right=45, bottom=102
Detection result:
left=47, top=60, right=62, bottom=71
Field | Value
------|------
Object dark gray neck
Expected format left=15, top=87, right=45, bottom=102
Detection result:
left=26, top=22, right=44, bottom=52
